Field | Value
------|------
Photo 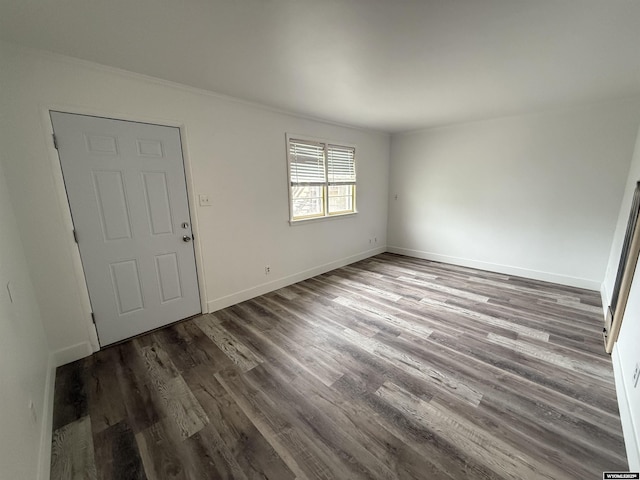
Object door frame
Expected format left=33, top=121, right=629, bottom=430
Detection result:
left=40, top=104, right=209, bottom=351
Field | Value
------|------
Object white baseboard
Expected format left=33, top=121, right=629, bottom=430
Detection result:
left=207, top=246, right=386, bottom=312
left=38, top=354, right=56, bottom=480
left=386, top=246, right=601, bottom=290
left=600, top=282, right=610, bottom=318
left=52, top=341, right=94, bottom=367
left=613, top=345, right=640, bottom=471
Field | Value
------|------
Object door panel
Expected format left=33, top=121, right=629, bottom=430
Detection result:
left=85, top=133, right=119, bottom=155
left=142, top=172, right=174, bottom=235
left=136, top=139, right=164, bottom=157
left=110, top=259, right=145, bottom=314
left=51, top=112, right=201, bottom=345
left=93, top=170, right=133, bottom=241
left=155, top=253, right=183, bottom=303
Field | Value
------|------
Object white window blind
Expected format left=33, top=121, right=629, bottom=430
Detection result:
left=327, top=145, right=356, bottom=184
left=289, top=140, right=326, bottom=185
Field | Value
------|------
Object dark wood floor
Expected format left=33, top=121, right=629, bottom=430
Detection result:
left=50, top=253, right=626, bottom=480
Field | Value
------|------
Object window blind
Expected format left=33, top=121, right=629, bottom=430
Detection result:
left=327, top=145, right=356, bottom=184
left=289, top=140, right=326, bottom=185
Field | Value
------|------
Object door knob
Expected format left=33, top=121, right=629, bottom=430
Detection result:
left=183, top=235, right=192, bottom=242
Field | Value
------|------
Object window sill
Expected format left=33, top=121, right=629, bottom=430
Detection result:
left=289, top=211, right=358, bottom=226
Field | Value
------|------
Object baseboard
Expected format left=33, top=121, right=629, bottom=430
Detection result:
left=207, top=246, right=386, bottom=312
left=601, top=282, right=610, bottom=318
left=38, top=353, right=56, bottom=480
left=52, top=341, right=94, bottom=367
left=386, top=246, right=601, bottom=290
left=613, top=345, right=640, bottom=470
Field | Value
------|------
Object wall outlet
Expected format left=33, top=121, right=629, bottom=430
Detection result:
left=198, top=194, right=212, bottom=206
left=633, top=362, right=640, bottom=388
left=264, top=265, right=271, bottom=275
left=29, top=400, right=37, bottom=425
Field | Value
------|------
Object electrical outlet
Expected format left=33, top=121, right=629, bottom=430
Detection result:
left=265, top=265, right=271, bottom=275
left=198, top=194, right=212, bottom=206
left=29, top=400, right=37, bottom=425
left=633, top=362, right=640, bottom=388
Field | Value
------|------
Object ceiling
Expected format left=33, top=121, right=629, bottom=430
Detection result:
left=1, top=0, right=640, bottom=133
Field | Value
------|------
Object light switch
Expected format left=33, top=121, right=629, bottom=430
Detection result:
left=199, top=194, right=212, bottom=206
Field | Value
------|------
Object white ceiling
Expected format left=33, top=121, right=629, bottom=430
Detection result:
left=1, top=0, right=640, bottom=133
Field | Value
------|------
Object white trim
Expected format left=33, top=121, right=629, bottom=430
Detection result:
left=289, top=211, right=358, bottom=226
left=43, top=106, right=209, bottom=349
left=177, top=125, right=209, bottom=315
left=37, top=354, right=56, bottom=480
left=207, top=246, right=386, bottom=312
left=387, top=246, right=602, bottom=290
left=613, top=345, right=640, bottom=471
left=53, top=342, right=94, bottom=367
left=601, top=281, right=610, bottom=318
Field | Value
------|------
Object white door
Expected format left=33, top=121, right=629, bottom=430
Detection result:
left=51, top=112, right=201, bottom=346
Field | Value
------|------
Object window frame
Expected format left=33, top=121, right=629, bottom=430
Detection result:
left=286, top=134, right=357, bottom=224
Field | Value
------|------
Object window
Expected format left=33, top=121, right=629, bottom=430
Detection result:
left=287, top=136, right=356, bottom=222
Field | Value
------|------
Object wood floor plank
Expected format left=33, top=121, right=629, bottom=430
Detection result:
left=185, top=365, right=297, bottom=480
left=376, top=381, right=565, bottom=480
left=289, top=371, right=457, bottom=480
left=153, top=321, right=235, bottom=374
left=138, top=341, right=209, bottom=439
left=87, top=348, right=127, bottom=434
left=195, top=315, right=263, bottom=372
left=51, top=416, right=97, bottom=480
left=135, top=420, right=192, bottom=480
left=341, top=326, right=484, bottom=407
left=53, top=359, right=89, bottom=431
left=50, top=253, right=626, bottom=480
left=419, top=296, right=550, bottom=341
left=327, top=275, right=404, bottom=302
left=94, top=421, right=146, bottom=480
left=243, top=363, right=400, bottom=480
left=215, top=367, right=336, bottom=480
left=485, top=332, right=613, bottom=379
left=334, top=295, right=435, bottom=338
left=332, top=373, right=493, bottom=480
left=114, top=343, right=165, bottom=435
left=224, top=314, right=344, bottom=387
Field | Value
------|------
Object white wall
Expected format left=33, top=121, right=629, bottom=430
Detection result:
left=388, top=100, right=640, bottom=289
left=0, top=41, right=390, bottom=360
left=0, top=158, right=53, bottom=479
left=603, top=125, right=640, bottom=470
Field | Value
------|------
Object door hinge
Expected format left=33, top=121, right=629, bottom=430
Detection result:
left=52, top=134, right=58, bottom=150
left=73, top=229, right=78, bottom=243
left=91, top=312, right=96, bottom=324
